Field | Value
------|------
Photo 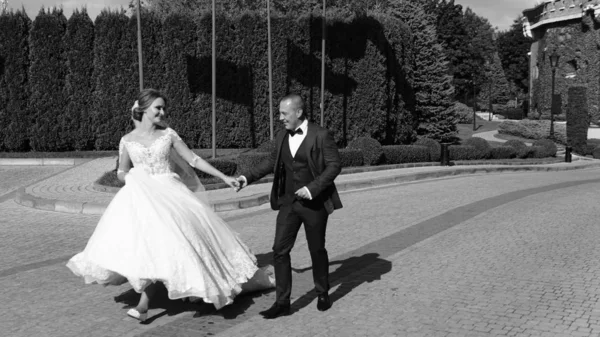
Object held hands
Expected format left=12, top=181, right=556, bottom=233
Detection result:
left=222, top=176, right=240, bottom=190
left=234, top=176, right=247, bottom=192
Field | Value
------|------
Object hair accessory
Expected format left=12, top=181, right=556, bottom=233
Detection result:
left=131, top=100, right=139, bottom=113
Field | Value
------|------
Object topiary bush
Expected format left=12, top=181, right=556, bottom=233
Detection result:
left=339, top=148, right=363, bottom=168
left=449, top=145, right=479, bottom=161
left=347, top=136, right=383, bottom=166
left=532, top=139, right=557, bottom=157
left=462, top=137, right=491, bottom=159
left=414, top=138, right=441, bottom=162
left=256, top=139, right=278, bottom=154
left=194, top=158, right=237, bottom=179
left=236, top=152, right=270, bottom=175
left=503, top=139, right=528, bottom=150
left=382, top=145, right=429, bottom=164
left=593, top=145, right=600, bottom=159
left=490, top=147, right=517, bottom=159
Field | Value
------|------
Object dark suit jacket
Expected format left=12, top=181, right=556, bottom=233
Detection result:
left=243, top=122, right=343, bottom=214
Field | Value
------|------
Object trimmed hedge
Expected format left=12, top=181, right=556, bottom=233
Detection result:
left=462, top=137, right=491, bottom=159
left=63, top=9, right=94, bottom=150
left=382, top=145, right=429, bottom=164
left=91, top=10, right=135, bottom=150
left=414, top=138, right=441, bottom=162
left=503, top=139, right=527, bottom=149
left=236, top=152, right=270, bottom=175
left=339, top=148, right=363, bottom=168
left=490, top=146, right=517, bottom=159
left=347, top=136, right=383, bottom=165
left=566, top=86, right=589, bottom=155
left=0, top=10, right=31, bottom=151
left=498, top=120, right=567, bottom=145
left=449, top=145, right=478, bottom=161
left=532, top=139, right=557, bottom=157
left=593, top=145, right=600, bottom=159
left=194, top=158, right=237, bottom=179
left=256, top=139, right=278, bottom=154
left=27, top=8, right=67, bottom=151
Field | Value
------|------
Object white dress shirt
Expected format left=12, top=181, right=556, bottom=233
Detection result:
left=288, top=119, right=308, bottom=157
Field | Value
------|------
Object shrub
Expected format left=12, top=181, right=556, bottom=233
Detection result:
left=463, top=137, right=491, bottom=159
left=586, top=139, right=600, bottom=155
left=382, top=145, right=429, bottom=164
left=449, top=145, right=478, bottom=161
left=339, top=148, right=363, bottom=168
left=236, top=152, right=270, bottom=175
left=256, top=139, right=278, bottom=154
left=194, top=158, right=237, bottom=179
left=532, top=139, right=557, bottom=157
left=347, top=136, right=383, bottom=166
left=414, top=138, right=441, bottom=161
left=490, top=147, right=517, bottom=159
left=503, top=139, right=527, bottom=149
left=498, top=120, right=567, bottom=145
left=450, top=102, right=474, bottom=124
left=593, top=145, right=600, bottom=159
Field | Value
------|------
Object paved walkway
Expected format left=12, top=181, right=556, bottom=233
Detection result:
left=4, top=165, right=600, bottom=336
left=11, top=155, right=600, bottom=215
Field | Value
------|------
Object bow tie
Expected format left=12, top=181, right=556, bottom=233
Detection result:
left=288, top=128, right=304, bottom=137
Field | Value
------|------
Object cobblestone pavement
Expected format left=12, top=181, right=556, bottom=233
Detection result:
left=2, top=167, right=600, bottom=336
left=0, top=166, right=69, bottom=197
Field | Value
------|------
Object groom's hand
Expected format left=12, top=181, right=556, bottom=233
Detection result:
left=294, top=187, right=311, bottom=200
left=235, top=176, right=247, bottom=192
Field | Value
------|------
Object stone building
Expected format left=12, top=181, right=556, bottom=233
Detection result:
left=523, top=0, right=600, bottom=123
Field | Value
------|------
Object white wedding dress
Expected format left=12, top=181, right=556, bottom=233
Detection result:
left=67, top=128, right=269, bottom=310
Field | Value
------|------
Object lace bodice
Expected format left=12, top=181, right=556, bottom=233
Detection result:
left=120, top=128, right=181, bottom=175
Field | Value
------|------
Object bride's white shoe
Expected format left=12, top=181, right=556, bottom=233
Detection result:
left=127, top=308, right=148, bottom=322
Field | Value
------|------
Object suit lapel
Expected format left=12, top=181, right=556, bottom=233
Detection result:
left=304, top=122, right=317, bottom=160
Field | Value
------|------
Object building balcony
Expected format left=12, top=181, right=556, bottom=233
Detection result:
left=522, top=0, right=600, bottom=37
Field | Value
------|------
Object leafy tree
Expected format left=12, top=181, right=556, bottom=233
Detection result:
left=496, top=16, right=532, bottom=94
left=388, top=0, right=457, bottom=141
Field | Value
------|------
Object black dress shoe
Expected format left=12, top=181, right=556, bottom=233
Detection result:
left=259, top=303, right=290, bottom=319
left=317, top=294, right=331, bottom=311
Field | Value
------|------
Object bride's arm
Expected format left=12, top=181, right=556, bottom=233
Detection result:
left=170, top=130, right=229, bottom=182
left=117, top=138, right=133, bottom=183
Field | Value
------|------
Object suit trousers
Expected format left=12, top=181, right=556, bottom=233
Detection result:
left=273, top=199, right=330, bottom=305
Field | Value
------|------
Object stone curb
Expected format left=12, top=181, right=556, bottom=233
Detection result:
left=14, top=160, right=600, bottom=215
left=0, top=158, right=90, bottom=166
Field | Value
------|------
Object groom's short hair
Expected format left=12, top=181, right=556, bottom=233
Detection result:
left=280, top=94, right=305, bottom=119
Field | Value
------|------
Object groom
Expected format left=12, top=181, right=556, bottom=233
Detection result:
left=237, top=93, right=342, bottom=319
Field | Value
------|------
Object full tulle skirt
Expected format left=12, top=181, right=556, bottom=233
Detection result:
left=67, top=168, right=261, bottom=309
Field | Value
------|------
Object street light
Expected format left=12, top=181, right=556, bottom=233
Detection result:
left=549, top=51, right=560, bottom=139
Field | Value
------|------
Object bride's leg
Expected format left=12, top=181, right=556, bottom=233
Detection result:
left=135, top=282, right=160, bottom=313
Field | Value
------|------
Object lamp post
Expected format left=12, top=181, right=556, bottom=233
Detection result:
left=136, top=0, right=143, bottom=91
left=472, top=79, right=477, bottom=131
left=549, top=51, right=560, bottom=139
left=320, top=0, right=326, bottom=127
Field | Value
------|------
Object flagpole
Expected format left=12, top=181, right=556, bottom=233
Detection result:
left=136, top=0, right=143, bottom=91
left=211, top=0, right=216, bottom=158
left=267, top=0, right=274, bottom=140
left=320, top=0, right=326, bottom=127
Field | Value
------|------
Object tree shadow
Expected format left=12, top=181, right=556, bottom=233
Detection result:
left=289, top=252, right=392, bottom=312
left=112, top=252, right=276, bottom=324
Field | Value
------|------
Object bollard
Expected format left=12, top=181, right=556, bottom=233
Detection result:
left=440, top=143, right=450, bottom=166
left=565, top=146, right=572, bottom=163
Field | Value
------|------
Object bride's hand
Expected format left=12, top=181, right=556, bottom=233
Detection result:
left=222, top=176, right=240, bottom=190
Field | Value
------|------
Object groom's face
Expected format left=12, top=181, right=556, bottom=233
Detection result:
left=279, top=99, right=303, bottom=131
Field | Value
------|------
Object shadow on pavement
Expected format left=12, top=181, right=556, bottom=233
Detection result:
left=112, top=252, right=276, bottom=324
left=290, top=252, right=392, bottom=313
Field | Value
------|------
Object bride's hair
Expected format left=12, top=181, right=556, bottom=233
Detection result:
left=132, top=89, right=168, bottom=121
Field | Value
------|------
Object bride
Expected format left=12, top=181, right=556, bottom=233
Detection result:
left=67, top=89, right=270, bottom=322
